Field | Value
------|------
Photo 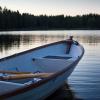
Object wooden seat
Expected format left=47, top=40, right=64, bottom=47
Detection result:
left=43, top=56, right=72, bottom=60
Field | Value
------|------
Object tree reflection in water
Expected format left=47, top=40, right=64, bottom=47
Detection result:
left=0, top=31, right=100, bottom=59
left=0, top=35, right=20, bottom=52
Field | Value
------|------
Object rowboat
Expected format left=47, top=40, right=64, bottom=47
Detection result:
left=0, top=37, right=84, bottom=100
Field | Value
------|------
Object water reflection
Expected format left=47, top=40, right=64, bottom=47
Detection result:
left=45, top=82, right=82, bottom=100
left=0, top=30, right=100, bottom=99
left=0, top=31, right=100, bottom=58
left=75, top=35, right=100, bottom=45
left=0, top=35, right=20, bottom=52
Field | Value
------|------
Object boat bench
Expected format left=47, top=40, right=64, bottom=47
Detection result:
left=32, top=55, right=74, bottom=73
left=43, top=56, right=72, bottom=60
left=32, top=54, right=72, bottom=61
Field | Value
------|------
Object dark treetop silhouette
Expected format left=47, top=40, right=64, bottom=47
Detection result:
left=0, top=6, right=100, bottom=31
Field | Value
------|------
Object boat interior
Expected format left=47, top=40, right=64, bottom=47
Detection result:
left=0, top=41, right=82, bottom=94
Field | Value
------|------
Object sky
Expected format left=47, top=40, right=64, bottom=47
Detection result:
left=0, top=0, right=100, bottom=16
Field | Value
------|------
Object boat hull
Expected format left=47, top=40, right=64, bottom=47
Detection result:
left=7, top=61, right=78, bottom=100
left=0, top=40, right=84, bottom=100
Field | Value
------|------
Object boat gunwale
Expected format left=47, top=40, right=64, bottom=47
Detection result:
left=0, top=40, right=84, bottom=99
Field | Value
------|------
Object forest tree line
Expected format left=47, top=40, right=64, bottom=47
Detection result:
left=0, top=6, right=100, bottom=30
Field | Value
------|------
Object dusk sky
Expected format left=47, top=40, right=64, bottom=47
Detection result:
left=0, top=0, right=100, bottom=16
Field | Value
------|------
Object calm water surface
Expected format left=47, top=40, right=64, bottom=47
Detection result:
left=0, top=30, right=100, bottom=100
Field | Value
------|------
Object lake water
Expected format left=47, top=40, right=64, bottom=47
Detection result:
left=0, top=30, right=100, bottom=100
